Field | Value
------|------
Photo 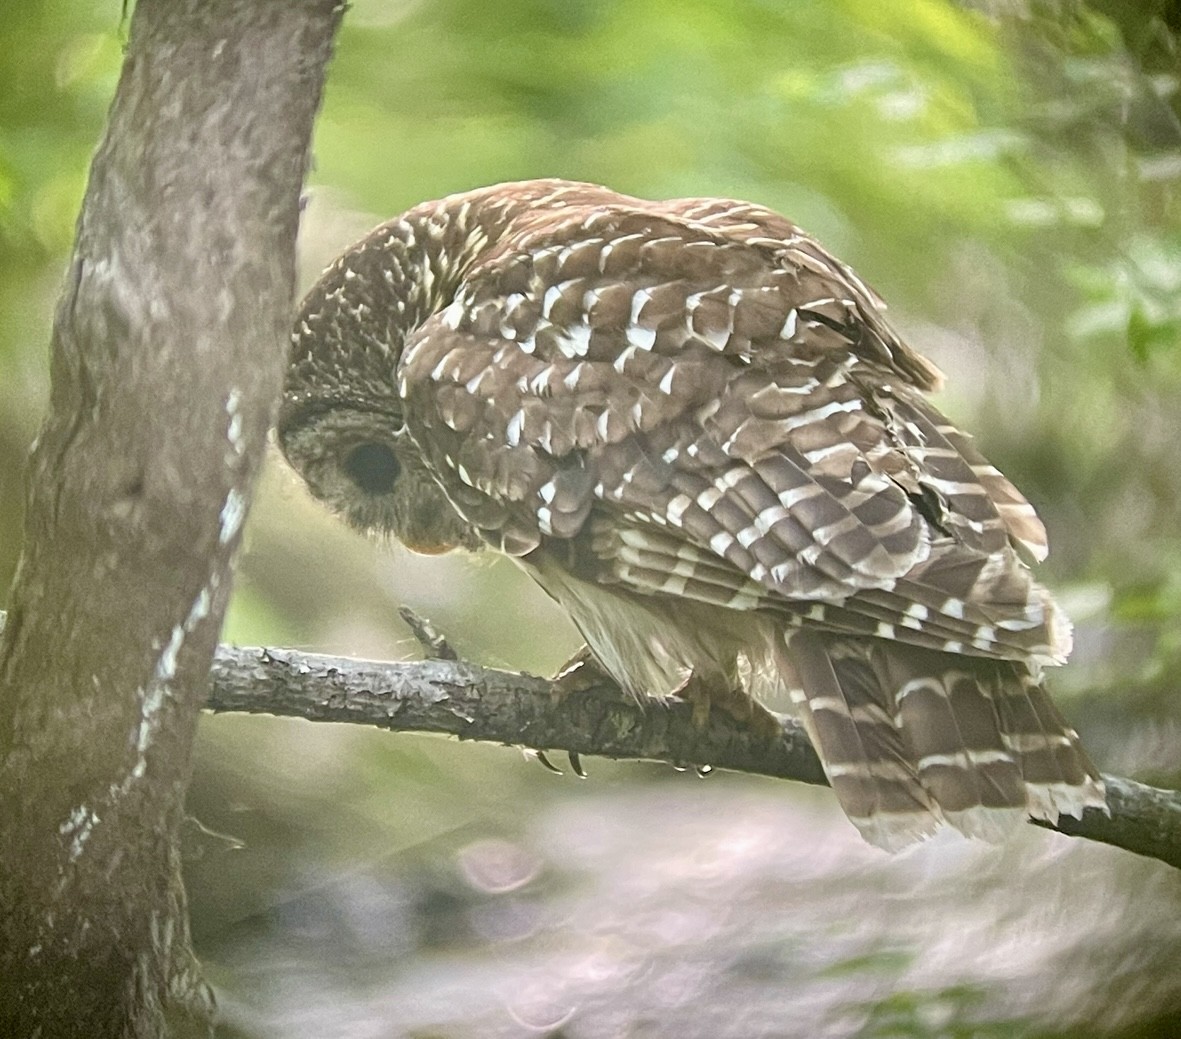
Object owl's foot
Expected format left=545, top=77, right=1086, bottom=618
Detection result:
left=743, top=699, right=788, bottom=742
left=672, top=672, right=715, bottom=730
left=539, top=647, right=606, bottom=779
left=550, top=645, right=619, bottom=701
left=673, top=672, right=784, bottom=742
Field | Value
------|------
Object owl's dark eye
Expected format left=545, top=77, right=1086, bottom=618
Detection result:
left=343, top=442, right=400, bottom=496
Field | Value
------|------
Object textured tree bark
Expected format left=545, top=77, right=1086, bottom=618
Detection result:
left=0, top=0, right=343, bottom=1035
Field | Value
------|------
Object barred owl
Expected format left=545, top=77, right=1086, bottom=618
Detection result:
left=279, top=179, right=1104, bottom=850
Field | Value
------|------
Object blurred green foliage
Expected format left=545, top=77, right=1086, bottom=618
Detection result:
left=1, top=0, right=1179, bottom=1035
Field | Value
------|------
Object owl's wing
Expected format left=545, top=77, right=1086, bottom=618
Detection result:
left=397, top=206, right=1062, bottom=665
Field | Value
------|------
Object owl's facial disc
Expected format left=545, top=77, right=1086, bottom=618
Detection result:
left=280, top=406, right=481, bottom=554
left=278, top=404, right=403, bottom=525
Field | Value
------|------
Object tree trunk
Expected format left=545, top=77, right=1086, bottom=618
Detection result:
left=0, top=0, right=343, bottom=1034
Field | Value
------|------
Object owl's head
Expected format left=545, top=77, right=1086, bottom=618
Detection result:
left=278, top=218, right=483, bottom=552
left=279, top=181, right=609, bottom=550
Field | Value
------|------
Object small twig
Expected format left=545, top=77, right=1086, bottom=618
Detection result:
left=397, top=605, right=459, bottom=660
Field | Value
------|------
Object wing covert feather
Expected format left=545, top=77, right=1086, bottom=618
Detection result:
left=396, top=203, right=1061, bottom=662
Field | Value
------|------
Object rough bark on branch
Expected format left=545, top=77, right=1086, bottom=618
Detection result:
left=195, top=638, right=1181, bottom=872
left=0, top=1, right=343, bottom=1035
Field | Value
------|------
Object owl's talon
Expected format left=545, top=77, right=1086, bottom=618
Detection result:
left=568, top=751, right=587, bottom=778
left=533, top=750, right=564, bottom=775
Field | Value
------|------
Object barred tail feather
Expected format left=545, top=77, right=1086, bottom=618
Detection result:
left=776, top=630, right=1105, bottom=851
left=992, top=669, right=1105, bottom=823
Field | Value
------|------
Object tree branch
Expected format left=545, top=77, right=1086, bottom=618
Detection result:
left=206, top=643, right=829, bottom=784
left=3, top=608, right=1176, bottom=873
left=198, top=637, right=1181, bottom=871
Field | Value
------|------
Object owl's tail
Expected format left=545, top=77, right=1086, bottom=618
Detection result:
left=774, top=630, right=1106, bottom=850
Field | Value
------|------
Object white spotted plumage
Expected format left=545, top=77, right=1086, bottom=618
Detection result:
left=280, top=179, right=1105, bottom=851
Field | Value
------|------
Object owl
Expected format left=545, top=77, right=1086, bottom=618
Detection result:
left=279, top=179, right=1104, bottom=850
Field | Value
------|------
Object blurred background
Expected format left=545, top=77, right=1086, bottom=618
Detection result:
left=2, top=0, right=1181, bottom=1035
